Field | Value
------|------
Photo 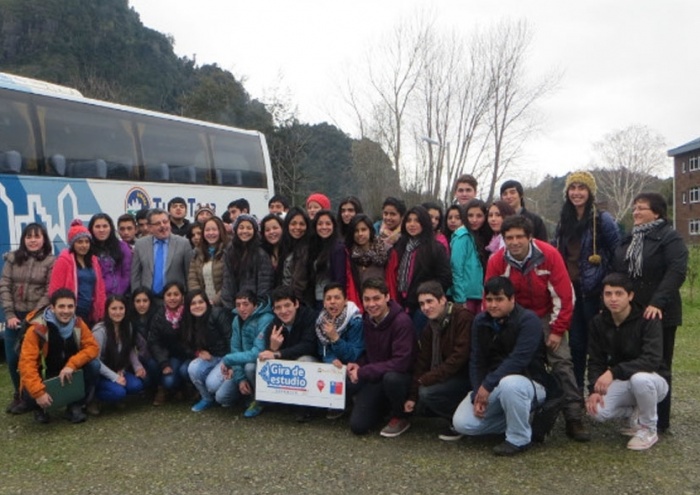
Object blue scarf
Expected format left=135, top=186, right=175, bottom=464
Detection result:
left=44, top=307, right=77, bottom=340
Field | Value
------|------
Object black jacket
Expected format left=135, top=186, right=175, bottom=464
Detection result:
left=614, top=220, right=688, bottom=327
left=200, top=307, right=234, bottom=357
left=521, top=207, right=548, bottom=242
left=264, top=304, right=318, bottom=360
left=587, top=302, right=666, bottom=394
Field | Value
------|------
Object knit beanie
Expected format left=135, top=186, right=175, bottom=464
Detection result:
left=564, top=171, right=597, bottom=199
left=306, top=193, right=331, bottom=211
left=194, top=202, right=216, bottom=219
left=232, top=213, right=258, bottom=233
left=67, top=219, right=91, bottom=246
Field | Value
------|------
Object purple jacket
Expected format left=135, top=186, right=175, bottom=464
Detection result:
left=358, top=300, right=416, bottom=382
left=98, top=240, right=133, bottom=297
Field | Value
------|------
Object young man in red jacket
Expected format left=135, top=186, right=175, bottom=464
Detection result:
left=485, top=215, right=590, bottom=442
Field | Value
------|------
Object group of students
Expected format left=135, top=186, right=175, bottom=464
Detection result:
left=1, top=171, right=687, bottom=455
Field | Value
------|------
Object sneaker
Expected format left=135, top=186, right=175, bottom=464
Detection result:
left=326, top=408, right=345, bottom=420
left=64, top=404, right=87, bottom=424
left=620, top=409, right=640, bottom=436
left=34, top=409, right=50, bottom=424
left=627, top=428, right=658, bottom=450
left=243, top=400, right=264, bottom=418
left=438, top=425, right=463, bottom=442
left=191, top=399, right=215, bottom=412
left=493, top=440, right=531, bottom=456
left=7, top=394, right=30, bottom=415
left=565, top=419, right=591, bottom=442
left=380, top=417, right=411, bottom=438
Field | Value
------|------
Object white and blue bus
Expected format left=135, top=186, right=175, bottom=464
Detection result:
left=0, top=71, right=274, bottom=258
left=0, top=72, right=274, bottom=327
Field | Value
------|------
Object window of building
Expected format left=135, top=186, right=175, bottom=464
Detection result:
left=683, top=193, right=687, bottom=204
left=690, top=219, right=700, bottom=236
left=682, top=161, right=687, bottom=173
left=690, top=187, right=700, bottom=203
left=690, top=156, right=700, bottom=172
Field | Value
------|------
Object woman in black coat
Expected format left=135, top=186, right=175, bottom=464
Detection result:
left=614, top=192, right=688, bottom=432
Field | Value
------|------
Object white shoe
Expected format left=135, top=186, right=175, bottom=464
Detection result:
left=627, top=428, right=658, bottom=450
left=619, top=409, right=640, bottom=436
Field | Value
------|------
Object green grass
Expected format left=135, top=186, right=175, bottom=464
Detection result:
left=1, top=286, right=700, bottom=494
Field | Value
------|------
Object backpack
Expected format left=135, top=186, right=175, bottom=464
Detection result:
left=530, top=371, right=565, bottom=443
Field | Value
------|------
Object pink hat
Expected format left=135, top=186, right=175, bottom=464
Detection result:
left=306, top=193, right=330, bottom=211
left=67, top=219, right=91, bottom=246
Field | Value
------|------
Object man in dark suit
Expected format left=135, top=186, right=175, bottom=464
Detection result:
left=130, top=208, right=192, bottom=295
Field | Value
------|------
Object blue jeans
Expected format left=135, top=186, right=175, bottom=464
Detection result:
left=215, top=362, right=257, bottom=406
left=139, top=357, right=161, bottom=390
left=453, top=375, right=545, bottom=447
left=188, top=356, right=223, bottom=401
left=96, top=371, right=144, bottom=402
left=160, top=358, right=190, bottom=390
left=570, top=286, right=600, bottom=390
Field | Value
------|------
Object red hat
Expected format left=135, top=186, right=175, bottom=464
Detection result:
left=306, top=193, right=330, bottom=211
left=67, top=219, right=91, bottom=246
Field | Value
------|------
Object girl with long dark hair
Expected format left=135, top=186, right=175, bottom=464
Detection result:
left=279, top=207, right=312, bottom=304
left=186, top=289, right=234, bottom=412
left=344, top=214, right=388, bottom=310
left=337, top=196, right=363, bottom=238
left=386, top=206, right=452, bottom=330
left=221, top=214, right=274, bottom=308
left=92, top=295, right=145, bottom=409
left=89, top=213, right=132, bottom=297
left=0, top=222, right=55, bottom=414
left=309, top=210, right=346, bottom=309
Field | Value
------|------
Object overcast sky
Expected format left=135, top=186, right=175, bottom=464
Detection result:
left=129, top=0, right=698, bottom=184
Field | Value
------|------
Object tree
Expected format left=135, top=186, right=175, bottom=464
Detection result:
left=343, top=14, right=555, bottom=203
left=592, top=124, right=668, bottom=221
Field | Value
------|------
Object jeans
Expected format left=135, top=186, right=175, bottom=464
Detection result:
left=160, top=358, right=189, bottom=390
left=215, top=362, right=257, bottom=407
left=417, top=374, right=471, bottom=420
left=453, top=375, right=545, bottom=447
left=95, top=371, right=144, bottom=402
left=589, top=373, right=668, bottom=431
left=188, top=356, right=223, bottom=401
left=139, top=357, right=161, bottom=390
left=348, top=371, right=412, bottom=435
left=569, top=286, right=600, bottom=390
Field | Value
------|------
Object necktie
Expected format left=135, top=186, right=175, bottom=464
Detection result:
left=153, top=239, right=165, bottom=295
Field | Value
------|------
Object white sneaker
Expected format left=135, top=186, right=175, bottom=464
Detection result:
left=627, top=428, right=658, bottom=450
left=619, top=409, right=640, bottom=436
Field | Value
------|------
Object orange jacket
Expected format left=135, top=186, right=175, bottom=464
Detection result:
left=18, top=310, right=99, bottom=399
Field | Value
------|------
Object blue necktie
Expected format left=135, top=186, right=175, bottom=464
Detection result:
left=153, top=239, right=165, bottom=295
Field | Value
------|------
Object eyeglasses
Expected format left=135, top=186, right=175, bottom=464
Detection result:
left=149, top=220, right=169, bottom=226
left=632, top=206, right=652, bottom=212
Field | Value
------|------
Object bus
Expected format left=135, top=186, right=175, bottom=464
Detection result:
left=0, top=71, right=275, bottom=258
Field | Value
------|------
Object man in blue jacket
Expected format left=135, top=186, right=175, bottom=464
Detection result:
left=347, top=278, right=416, bottom=437
left=453, top=276, right=548, bottom=456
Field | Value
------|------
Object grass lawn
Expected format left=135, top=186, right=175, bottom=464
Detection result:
left=1, top=292, right=699, bottom=494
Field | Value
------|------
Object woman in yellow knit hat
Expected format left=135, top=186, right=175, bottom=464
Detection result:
left=552, top=171, right=621, bottom=391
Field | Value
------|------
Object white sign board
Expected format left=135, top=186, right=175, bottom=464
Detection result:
left=254, top=359, right=346, bottom=409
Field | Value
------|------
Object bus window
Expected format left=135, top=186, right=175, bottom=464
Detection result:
left=36, top=96, right=137, bottom=180
left=0, top=90, right=36, bottom=174
left=138, top=117, right=210, bottom=184
left=210, top=130, right=267, bottom=188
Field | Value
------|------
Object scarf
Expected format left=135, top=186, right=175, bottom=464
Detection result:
left=378, top=223, right=402, bottom=248
left=315, top=301, right=361, bottom=347
left=351, top=240, right=388, bottom=267
left=397, top=238, right=420, bottom=293
left=44, top=307, right=77, bottom=340
left=165, top=305, right=184, bottom=329
left=486, top=233, right=503, bottom=253
left=625, top=218, right=664, bottom=278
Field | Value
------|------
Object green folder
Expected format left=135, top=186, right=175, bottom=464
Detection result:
left=43, top=369, right=85, bottom=411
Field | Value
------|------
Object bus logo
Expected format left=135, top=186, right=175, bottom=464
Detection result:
left=125, top=187, right=150, bottom=214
